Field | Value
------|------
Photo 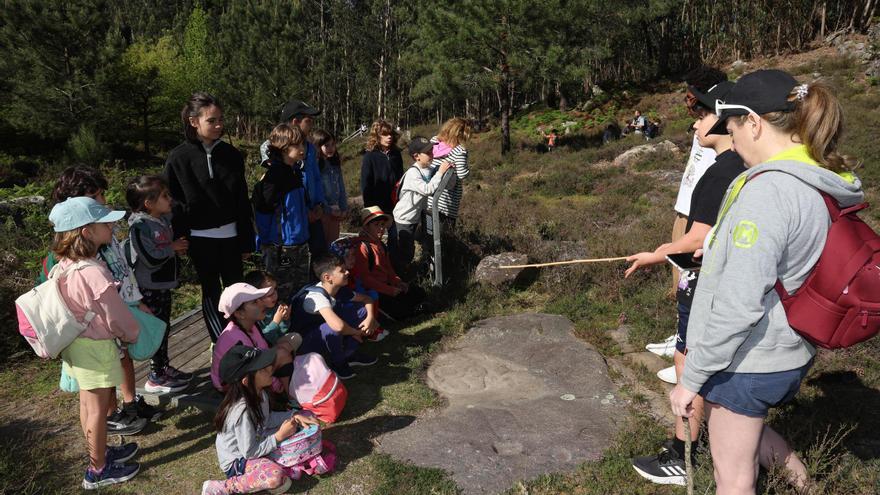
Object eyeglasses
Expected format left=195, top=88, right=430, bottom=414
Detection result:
left=715, top=100, right=758, bottom=118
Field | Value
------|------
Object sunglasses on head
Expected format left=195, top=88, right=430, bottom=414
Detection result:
left=715, top=100, right=759, bottom=118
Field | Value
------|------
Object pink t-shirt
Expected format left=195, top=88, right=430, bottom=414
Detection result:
left=56, top=258, right=139, bottom=343
left=210, top=321, right=284, bottom=393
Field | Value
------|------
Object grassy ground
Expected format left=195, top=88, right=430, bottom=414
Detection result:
left=1, top=47, right=880, bottom=494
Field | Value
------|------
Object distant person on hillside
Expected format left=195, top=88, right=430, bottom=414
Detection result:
left=260, top=100, right=327, bottom=256
left=644, top=66, right=727, bottom=359
left=360, top=120, right=404, bottom=259
left=644, top=119, right=661, bottom=140
left=627, top=81, right=745, bottom=488
left=541, top=128, right=558, bottom=151
left=625, top=110, right=647, bottom=134
left=166, top=92, right=255, bottom=344
left=602, top=123, right=622, bottom=144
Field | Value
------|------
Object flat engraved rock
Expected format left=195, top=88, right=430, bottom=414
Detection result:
left=378, top=313, right=619, bottom=494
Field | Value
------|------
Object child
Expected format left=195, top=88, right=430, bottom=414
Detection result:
left=291, top=255, right=379, bottom=379
left=427, top=117, right=471, bottom=231
left=253, top=123, right=311, bottom=301
left=243, top=270, right=291, bottom=346
left=211, top=283, right=302, bottom=395
left=165, top=92, right=255, bottom=343
left=49, top=197, right=141, bottom=489
left=392, top=137, right=452, bottom=270
left=42, top=166, right=156, bottom=433
left=354, top=207, right=426, bottom=320
left=202, top=345, right=320, bottom=495
left=126, top=175, right=192, bottom=394
left=312, top=129, right=347, bottom=246
left=329, top=237, right=388, bottom=342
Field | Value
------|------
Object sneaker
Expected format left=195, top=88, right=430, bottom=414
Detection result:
left=164, top=365, right=193, bottom=382
left=124, top=394, right=162, bottom=421
left=334, top=364, right=357, bottom=380
left=106, top=409, right=148, bottom=435
left=646, top=334, right=676, bottom=357
left=348, top=353, right=378, bottom=367
left=144, top=371, right=189, bottom=394
left=657, top=366, right=677, bottom=384
left=106, top=442, right=138, bottom=464
left=82, top=462, right=140, bottom=489
left=631, top=448, right=687, bottom=486
left=201, top=480, right=227, bottom=495
left=368, top=328, right=389, bottom=342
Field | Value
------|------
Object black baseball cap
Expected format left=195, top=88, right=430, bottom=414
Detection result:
left=280, top=100, right=321, bottom=123
left=708, top=70, right=799, bottom=135
left=407, top=136, right=433, bottom=155
left=687, top=80, right=735, bottom=113
left=219, top=345, right=277, bottom=384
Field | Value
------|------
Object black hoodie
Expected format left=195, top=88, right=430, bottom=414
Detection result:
left=164, top=140, right=255, bottom=253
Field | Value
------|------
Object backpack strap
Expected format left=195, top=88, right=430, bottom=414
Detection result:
left=47, top=259, right=99, bottom=325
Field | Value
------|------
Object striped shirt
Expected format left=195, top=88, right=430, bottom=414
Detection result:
left=428, top=144, right=469, bottom=219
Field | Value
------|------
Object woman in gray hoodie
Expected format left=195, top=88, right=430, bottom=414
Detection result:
left=669, top=70, right=863, bottom=494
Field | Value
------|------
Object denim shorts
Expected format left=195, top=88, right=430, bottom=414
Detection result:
left=699, top=360, right=813, bottom=418
left=675, top=303, right=690, bottom=354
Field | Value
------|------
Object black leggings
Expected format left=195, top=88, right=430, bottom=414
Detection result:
left=188, top=236, right=244, bottom=342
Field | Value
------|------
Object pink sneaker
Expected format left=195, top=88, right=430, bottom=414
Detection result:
left=201, top=480, right=227, bottom=495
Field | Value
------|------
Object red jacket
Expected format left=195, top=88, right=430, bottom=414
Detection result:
left=352, top=234, right=401, bottom=296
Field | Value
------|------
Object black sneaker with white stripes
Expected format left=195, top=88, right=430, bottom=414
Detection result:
left=631, top=446, right=687, bottom=486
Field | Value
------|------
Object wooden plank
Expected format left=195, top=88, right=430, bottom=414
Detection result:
left=170, top=308, right=202, bottom=329
left=165, top=320, right=210, bottom=362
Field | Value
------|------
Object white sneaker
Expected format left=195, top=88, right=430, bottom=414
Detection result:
left=646, top=335, right=676, bottom=357
left=657, top=366, right=677, bottom=384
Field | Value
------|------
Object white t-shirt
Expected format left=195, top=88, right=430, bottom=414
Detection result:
left=302, top=285, right=335, bottom=314
left=673, top=135, right=717, bottom=216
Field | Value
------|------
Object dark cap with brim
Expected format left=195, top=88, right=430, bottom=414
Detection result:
left=280, top=100, right=321, bottom=123
left=708, top=69, right=799, bottom=135
left=407, top=136, right=433, bottom=155
left=219, top=345, right=277, bottom=384
left=688, top=80, right=735, bottom=113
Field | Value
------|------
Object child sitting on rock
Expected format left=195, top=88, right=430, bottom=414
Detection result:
left=291, top=254, right=380, bottom=379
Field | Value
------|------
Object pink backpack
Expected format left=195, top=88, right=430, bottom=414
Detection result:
left=290, top=353, right=348, bottom=423
left=268, top=424, right=336, bottom=479
left=16, top=259, right=100, bottom=358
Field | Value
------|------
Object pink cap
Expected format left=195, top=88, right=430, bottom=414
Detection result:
left=217, top=283, right=271, bottom=318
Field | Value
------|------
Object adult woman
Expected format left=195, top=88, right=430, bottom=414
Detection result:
left=360, top=120, right=403, bottom=256
left=165, top=92, right=255, bottom=342
left=670, top=70, right=863, bottom=494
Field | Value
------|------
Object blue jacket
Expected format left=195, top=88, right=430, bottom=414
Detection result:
left=254, top=160, right=310, bottom=247
left=260, top=140, right=325, bottom=209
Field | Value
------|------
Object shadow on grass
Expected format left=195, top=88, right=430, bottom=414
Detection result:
left=324, top=414, right=416, bottom=472
left=0, top=417, right=77, bottom=494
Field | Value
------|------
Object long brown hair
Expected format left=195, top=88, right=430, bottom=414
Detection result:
left=754, top=81, right=858, bottom=172
left=365, top=120, right=398, bottom=152
left=437, top=117, right=472, bottom=148
left=213, top=368, right=265, bottom=432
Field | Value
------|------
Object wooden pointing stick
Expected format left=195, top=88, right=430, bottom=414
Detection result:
left=498, top=256, right=629, bottom=269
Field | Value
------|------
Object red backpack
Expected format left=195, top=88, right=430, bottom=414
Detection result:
left=773, top=191, right=880, bottom=348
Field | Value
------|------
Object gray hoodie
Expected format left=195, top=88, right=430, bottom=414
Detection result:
left=128, top=212, right=178, bottom=290
left=215, top=392, right=291, bottom=473
left=681, top=159, right=864, bottom=393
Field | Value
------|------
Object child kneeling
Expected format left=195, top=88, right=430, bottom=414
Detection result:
left=203, top=346, right=320, bottom=495
left=291, top=255, right=380, bottom=379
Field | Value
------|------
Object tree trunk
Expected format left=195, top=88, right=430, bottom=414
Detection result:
left=142, top=98, right=150, bottom=156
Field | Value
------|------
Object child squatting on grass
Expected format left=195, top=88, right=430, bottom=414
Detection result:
left=203, top=345, right=320, bottom=495
left=49, top=197, right=142, bottom=489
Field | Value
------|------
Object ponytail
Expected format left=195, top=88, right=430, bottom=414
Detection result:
left=181, top=92, right=222, bottom=143
left=762, top=81, right=858, bottom=172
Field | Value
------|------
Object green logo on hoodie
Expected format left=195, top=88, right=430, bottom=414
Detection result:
left=733, top=220, right=759, bottom=248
